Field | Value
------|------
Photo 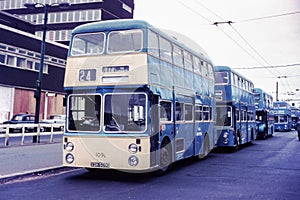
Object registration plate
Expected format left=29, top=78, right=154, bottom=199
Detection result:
left=90, top=162, right=110, bottom=168
left=79, top=69, right=96, bottom=82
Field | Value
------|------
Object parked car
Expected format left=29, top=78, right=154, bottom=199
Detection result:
left=3, top=113, right=37, bottom=133
left=42, top=114, right=65, bottom=131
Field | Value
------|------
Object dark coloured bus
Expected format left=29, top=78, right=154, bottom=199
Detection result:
left=254, top=88, right=274, bottom=139
left=215, top=66, right=256, bottom=149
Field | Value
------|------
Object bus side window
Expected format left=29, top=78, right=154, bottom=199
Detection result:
left=175, top=102, right=184, bottom=121
left=236, top=109, right=240, bottom=121
left=159, top=37, right=172, bottom=63
left=203, top=106, right=209, bottom=121
left=195, top=105, right=203, bottom=121
left=160, top=101, right=172, bottom=122
left=184, top=104, right=193, bottom=121
left=148, top=30, right=159, bottom=57
left=173, top=44, right=183, bottom=67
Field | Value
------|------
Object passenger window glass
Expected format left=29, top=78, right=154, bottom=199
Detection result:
left=193, top=57, right=202, bottom=75
left=175, top=102, right=184, bottom=121
left=195, top=105, right=203, bottom=121
left=71, top=32, right=105, bottom=56
left=184, top=51, right=193, bottom=71
left=185, top=104, right=193, bottom=121
left=215, top=72, right=229, bottom=84
left=173, top=45, right=183, bottom=67
left=159, top=37, right=172, bottom=62
left=203, top=106, right=210, bottom=121
left=148, top=30, right=159, bottom=57
left=160, top=101, right=172, bottom=122
left=104, top=93, right=146, bottom=132
left=108, top=29, right=143, bottom=53
left=68, top=94, right=101, bottom=132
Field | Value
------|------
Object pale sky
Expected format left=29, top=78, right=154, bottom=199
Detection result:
left=134, top=0, right=300, bottom=105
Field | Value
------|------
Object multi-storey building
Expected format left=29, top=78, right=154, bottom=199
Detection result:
left=0, top=0, right=134, bottom=123
left=1, top=0, right=134, bottom=44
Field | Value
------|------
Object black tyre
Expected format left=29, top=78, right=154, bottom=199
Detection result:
left=198, top=134, right=210, bottom=159
left=156, top=141, right=172, bottom=175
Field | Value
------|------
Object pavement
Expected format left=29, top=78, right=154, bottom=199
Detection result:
left=0, top=142, right=63, bottom=180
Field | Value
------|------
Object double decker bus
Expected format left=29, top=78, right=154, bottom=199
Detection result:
left=291, top=106, right=300, bottom=129
left=254, top=88, right=274, bottom=139
left=274, top=101, right=292, bottom=132
left=62, top=19, right=217, bottom=173
left=215, top=66, right=256, bottom=149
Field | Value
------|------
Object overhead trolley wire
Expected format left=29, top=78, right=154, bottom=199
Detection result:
left=178, top=0, right=270, bottom=68
left=237, top=11, right=300, bottom=23
left=178, top=0, right=296, bottom=93
left=234, top=63, right=300, bottom=69
left=192, top=0, right=282, bottom=77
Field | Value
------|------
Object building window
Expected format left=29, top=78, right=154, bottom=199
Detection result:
left=68, top=12, right=74, bottom=22
left=74, top=11, right=80, bottom=21
left=26, top=60, right=33, bottom=70
left=94, top=10, right=101, bottom=20
left=7, top=55, right=15, bottom=66
left=56, top=12, right=61, bottom=23
left=16, top=57, right=26, bottom=68
left=0, top=53, right=5, bottom=64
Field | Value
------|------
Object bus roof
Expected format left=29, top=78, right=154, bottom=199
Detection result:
left=254, top=88, right=273, bottom=97
left=72, top=19, right=152, bottom=34
left=214, top=65, right=254, bottom=84
left=71, top=19, right=210, bottom=61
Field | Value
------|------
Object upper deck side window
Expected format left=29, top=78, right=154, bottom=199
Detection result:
left=193, top=57, right=202, bottom=75
left=108, top=29, right=143, bottom=54
left=148, top=30, right=159, bottom=57
left=173, top=44, right=184, bottom=67
left=184, top=51, right=193, bottom=71
left=254, top=92, right=260, bottom=103
left=207, top=64, right=214, bottom=80
left=71, top=32, right=105, bottom=56
left=159, top=36, right=172, bottom=63
left=215, top=71, right=229, bottom=85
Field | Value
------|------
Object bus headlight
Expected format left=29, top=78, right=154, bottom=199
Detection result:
left=65, top=142, right=74, bottom=152
left=223, top=138, right=229, bottom=144
left=128, top=155, right=139, bottom=167
left=128, top=143, right=138, bottom=154
left=66, top=153, right=74, bottom=164
left=223, top=132, right=229, bottom=138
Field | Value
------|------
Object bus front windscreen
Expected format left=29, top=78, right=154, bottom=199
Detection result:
left=67, top=94, right=101, bottom=132
left=216, top=106, right=232, bottom=127
left=215, top=72, right=229, bottom=85
left=104, top=93, right=146, bottom=133
left=71, top=32, right=105, bottom=56
left=107, top=29, right=143, bottom=53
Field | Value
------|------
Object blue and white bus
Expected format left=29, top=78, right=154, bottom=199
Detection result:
left=254, top=88, right=274, bottom=139
left=215, top=66, right=256, bottom=149
left=274, top=101, right=292, bottom=132
left=291, top=106, right=300, bottom=129
left=62, top=19, right=217, bottom=173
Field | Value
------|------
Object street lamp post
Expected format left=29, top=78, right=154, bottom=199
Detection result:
left=276, top=76, right=287, bottom=101
left=24, top=2, right=69, bottom=143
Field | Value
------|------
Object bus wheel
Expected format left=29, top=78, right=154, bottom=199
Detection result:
left=156, top=141, right=172, bottom=175
left=263, top=128, right=268, bottom=139
left=198, top=134, right=210, bottom=159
